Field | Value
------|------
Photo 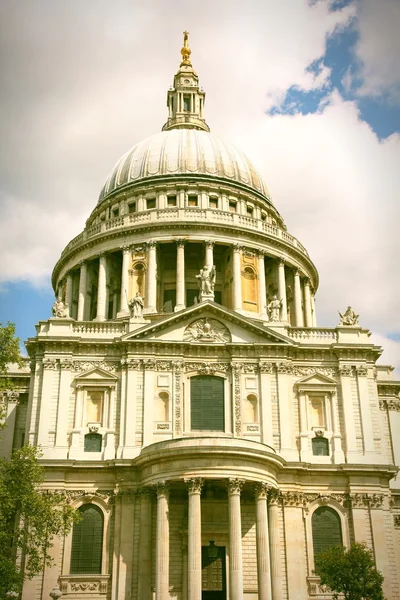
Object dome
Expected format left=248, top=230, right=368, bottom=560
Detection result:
left=98, top=129, right=271, bottom=204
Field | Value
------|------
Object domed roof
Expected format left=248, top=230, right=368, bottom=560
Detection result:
left=98, top=129, right=271, bottom=204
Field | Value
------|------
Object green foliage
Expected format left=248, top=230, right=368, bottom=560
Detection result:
left=0, top=322, right=24, bottom=426
left=314, top=542, right=385, bottom=600
left=0, top=445, right=78, bottom=593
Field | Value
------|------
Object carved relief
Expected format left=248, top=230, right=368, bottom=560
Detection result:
left=339, top=365, right=353, bottom=377
left=356, top=365, right=368, bottom=377
left=242, top=363, right=258, bottom=374
left=156, top=360, right=173, bottom=371
left=394, top=515, right=400, bottom=529
left=143, top=359, right=156, bottom=370
left=173, top=362, right=182, bottom=436
left=231, top=363, right=242, bottom=437
left=183, top=318, right=231, bottom=343
left=185, top=362, right=229, bottom=375
left=276, top=362, right=293, bottom=375
left=227, top=478, right=245, bottom=494
left=42, top=358, right=57, bottom=370
left=293, top=366, right=337, bottom=377
left=379, top=398, right=400, bottom=412
left=71, top=360, right=119, bottom=373
left=350, top=493, right=384, bottom=508
left=254, top=482, right=270, bottom=499
left=185, top=478, right=204, bottom=494
left=259, top=362, right=274, bottom=374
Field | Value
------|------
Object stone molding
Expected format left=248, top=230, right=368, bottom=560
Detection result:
left=276, top=362, right=294, bottom=375
left=71, top=360, right=119, bottom=373
left=59, top=575, right=110, bottom=595
left=185, top=361, right=229, bottom=375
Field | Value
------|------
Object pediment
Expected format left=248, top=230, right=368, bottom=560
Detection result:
left=74, top=367, right=118, bottom=382
left=295, top=372, right=337, bottom=389
left=121, top=301, right=293, bottom=345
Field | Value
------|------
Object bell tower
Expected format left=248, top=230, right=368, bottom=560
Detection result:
left=162, top=31, right=210, bottom=132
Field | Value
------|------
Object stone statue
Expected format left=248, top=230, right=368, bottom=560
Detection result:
left=196, top=265, right=216, bottom=295
left=267, top=295, right=282, bottom=322
left=339, top=306, right=359, bottom=326
left=52, top=297, right=69, bottom=318
left=129, top=292, right=144, bottom=318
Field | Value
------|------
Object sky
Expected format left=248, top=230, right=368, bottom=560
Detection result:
left=0, top=0, right=399, bottom=372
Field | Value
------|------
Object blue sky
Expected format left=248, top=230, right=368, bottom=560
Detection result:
left=0, top=0, right=399, bottom=368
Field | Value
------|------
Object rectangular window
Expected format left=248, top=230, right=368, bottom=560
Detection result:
left=128, top=202, right=136, bottom=214
left=147, top=198, right=156, bottom=210
left=228, top=201, right=237, bottom=213
left=209, top=197, right=218, bottom=209
left=112, top=206, right=119, bottom=217
left=188, top=195, right=198, bottom=207
left=191, top=376, right=224, bottom=431
left=246, top=205, right=254, bottom=216
left=183, top=95, right=191, bottom=111
left=86, top=391, right=104, bottom=424
left=167, top=195, right=177, bottom=207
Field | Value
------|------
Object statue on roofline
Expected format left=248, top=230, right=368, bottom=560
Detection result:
left=268, top=295, right=282, bottom=322
left=52, top=297, right=69, bottom=318
left=196, top=265, right=216, bottom=296
left=129, top=292, right=144, bottom=318
left=339, top=306, right=359, bottom=326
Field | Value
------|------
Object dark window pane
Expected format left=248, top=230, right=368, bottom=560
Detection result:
left=312, top=437, right=329, bottom=456
left=84, top=433, right=102, bottom=452
left=70, top=505, right=103, bottom=574
left=191, top=376, right=224, bottom=431
left=312, top=507, right=342, bottom=559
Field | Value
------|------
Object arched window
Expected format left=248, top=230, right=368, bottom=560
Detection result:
left=312, top=437, right=329, bottom=456
left=84, top=433, right=102, bottom=452
left=70, top=504, right=103, bottom=574
left=242, top=266, right=257, bottom=312
left=243, top=394, right=258, bottom=423
left=191, top=376, right=224, bottom=431
left=312, top=506, right=342, bottom=558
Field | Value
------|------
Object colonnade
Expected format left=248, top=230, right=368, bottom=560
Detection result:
left=137, top=478, right=282, bottom=600
left=61, top=240, right=316, bottom=326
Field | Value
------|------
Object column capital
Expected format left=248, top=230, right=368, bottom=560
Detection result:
left=185, top=477, right=204, bottom=494
left=121, top=245, right=131, bottom=254
left=254, top=482, right=271, bottom=500
left=257, top=249, right=266, bottom=259
left=155, top=481, right=169, bottom=498
left=227, top=478, right=245, bottom=495
left=176, top=238, right=186, bottom=248
left=137, top=485, right=153, bottom=498
left=205, top=239, right=214, bottom=249
left=294, top=268, right=301, bottom=277
left=267, top=488, right=282, bottom=506
left=232, top=243, right=243, bottom=253
left=146, top=240, right=158, bottom=249
left=304, top=278, right=311, bottom=288
left=278, top=258, right=286, bottom=267
left=78, top=260, right=87, bottom=268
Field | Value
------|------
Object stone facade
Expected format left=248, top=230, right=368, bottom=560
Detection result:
left=2, top=34, right=400, bottom=600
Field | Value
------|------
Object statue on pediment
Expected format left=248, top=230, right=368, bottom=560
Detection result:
left=52, top=297, right=69, bottom=318
left=196, top=265, right=216, bottom=296
left=339, top=306, right=359, bottom=326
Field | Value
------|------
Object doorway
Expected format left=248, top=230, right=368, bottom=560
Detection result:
left=201, top=544, right=226, bottom=600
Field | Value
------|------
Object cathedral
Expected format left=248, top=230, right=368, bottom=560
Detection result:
left=1, top=33, right=400, bottom=600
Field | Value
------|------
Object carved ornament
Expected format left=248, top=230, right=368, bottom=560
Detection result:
left=339, top=365, right=353, bottom=377
left=379, top=398, right=400, bottom=412
left=71, top=360, right=119, bottom=373
left=293, top=366, right=337, bottom=377
left=254, top=482, right=271, bottom=499
left=276, top=362, right=293, bottom=375
left=227, top=478, right=245, bottom=495
left=356, top=365, right=368, bottom=377
left=185, top=362, right=229, bottom=375
left=185, top=478, right=204, bottom=494
left=42, top=358, right=57, bottom=370
left=259, top=362, right=274, bottom=374
left=394, top=515, right=400, bottom=529
left=184, top=318, right=231, bottom=343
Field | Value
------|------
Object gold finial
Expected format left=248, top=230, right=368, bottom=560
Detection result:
left=180, top=30, right=192, bottom=66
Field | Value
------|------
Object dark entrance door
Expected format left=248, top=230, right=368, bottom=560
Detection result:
left=201, top=545, right=226, bottom=600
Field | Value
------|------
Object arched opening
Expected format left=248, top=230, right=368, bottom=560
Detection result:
left=156, top=391, right=170, bottom=422
left=191, top=376, right=224, bottom=431
left=242, top=266, right=258, bottom=312
left=70, top=504, right=104, bottom=574
left=243, top=393, right=258, bottom=423
left=312, top=506, right=343, bottom=560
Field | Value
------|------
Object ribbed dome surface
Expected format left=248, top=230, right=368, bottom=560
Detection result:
left=98, top=129, right=271, bottom=203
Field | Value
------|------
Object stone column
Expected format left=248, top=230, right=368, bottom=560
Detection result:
left=175, top=240, right=186, bottom=312
left=145, top=241, right=157, bottom=313
left=119, top=246, right=131, bottom=316
left=303, top=279, right=312, bottom=327
left=339, top=365, right=358, bottom=459
left=95, top=253, right=107, bottom=321
left=330, top=391, right=345, bottom=462
left=268, top=490, right=283, bottom=600
left=310, top=291, right=317, bottom=326
left=258, top=251, right=268, bottom=318
left=186, top=478, right=203, bottom=600
left=54, top=358, right=72, bottom=457
left=77, top=261, right=87, bottom=321
left=228, top=478, right=244, bottom=600
left=138, top=488, right=153, bottom=600
left=277, top=260, right=287, bottom=321
left=294, top=270, right=303, bottom=327
left=232, top=244, right=242, bottom=311
left=356, top=365, right=375, bottom=455
left=156, top=482, right=170, bottom=600
left=254, top=483, right=272, bottom=600
left=205, top=240, right=214, bottom=268
left=65, top=271, right=73, bottom=309
left=259, top=363, right=273, bottom=447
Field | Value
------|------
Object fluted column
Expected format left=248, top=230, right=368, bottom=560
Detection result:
left=268, top=490, right=283, bottom=600
left=277, top=260, right=287, bottom=321
left=258, top=252, right=267, bottom=318
left=254, top=483, right=272, bottom=600
left=175, top=240, right=186, bottom=312
left=65, top=271, right=73, bottom=309
left=205, top=240, right=214, bottom=268
left=156, top=482, right=169, bottom=600
left=119, top=246, right=130, bottom=316
left=145, top=241, right=157, bottom=313
left=186, top=478, right=203, bottom=600
left=294, top=270, right=303, bottom=327
left=228, top=478, right=244, bottom=600
left=77, top=261, right=87, bottom=321
left=304, top=279, right=312, bottom=327
left=138, top=488, right=153, bottom=600
left=95, top=254, right=107, bottom=321
left=232, top=244, right=242, bottom=311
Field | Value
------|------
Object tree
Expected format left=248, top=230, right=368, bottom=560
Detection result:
left=314, top=542, right=385, bottom=600
left=0, top=323, right=78, bottom=593
left=0, top=322, right=24, bottom=427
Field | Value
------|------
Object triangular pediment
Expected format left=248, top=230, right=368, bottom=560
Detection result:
left=74, top=367, right=118, bottom=382
left=121, top=301, right=293, bottom=345
left=295, top=372, right=337, bottom=388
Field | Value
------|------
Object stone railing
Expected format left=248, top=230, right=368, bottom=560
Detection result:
left=72, top=321, right=129, bottom=335
left=287, top=328, right=338, bottom=342
left=61, top=208, right=309, bottom=258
